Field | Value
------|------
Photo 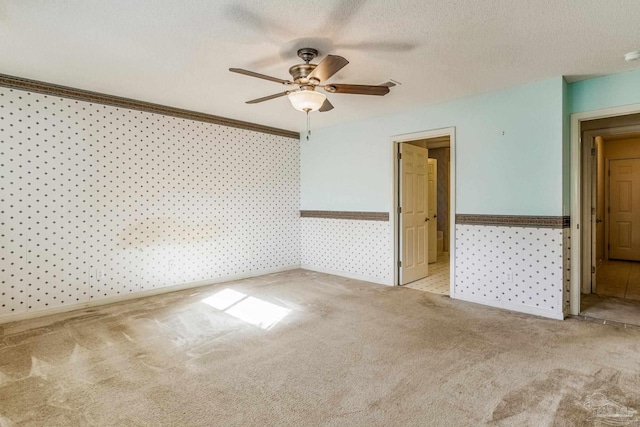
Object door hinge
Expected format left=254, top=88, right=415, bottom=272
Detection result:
left=608, top=169, right=611, bottom=176
left=398, top=260, right=402, bottom=268
left=398, top=152, right=402, bottom=160
left=398, top=206, right=402, bottom=214
left=591, top=147, right=596, bottom=156
left=591, top=266, right=596, bottom=274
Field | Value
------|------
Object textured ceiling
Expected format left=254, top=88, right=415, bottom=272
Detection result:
left=1, top=0, right=639, bottom=132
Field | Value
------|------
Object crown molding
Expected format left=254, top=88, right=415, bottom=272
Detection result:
left=0, top=73, right=300, bottom=139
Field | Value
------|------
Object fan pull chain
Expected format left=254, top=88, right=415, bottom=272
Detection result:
left=306, top=110, right=311, bottom=141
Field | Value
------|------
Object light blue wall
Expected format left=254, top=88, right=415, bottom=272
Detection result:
left=563, top=69, right=640, bottom=214
left=301, top=77, right=565, bottom=216
left=571, top=69, right=640, bottom=113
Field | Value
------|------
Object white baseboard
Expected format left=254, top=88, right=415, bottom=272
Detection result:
left=0, top=265, right=300, bottom=325
left=300, top=264, right=392, bottom=286
left=453, top=293, right=565, bottom=320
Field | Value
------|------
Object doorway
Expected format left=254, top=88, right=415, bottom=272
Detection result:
left=392, top=130, right=455, bottom=296
left=576, top=113, right=640, bottom=324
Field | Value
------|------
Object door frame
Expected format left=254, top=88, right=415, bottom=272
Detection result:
left=580, top=126, right=640, bottom=295
left=390, top=127, right=456, bottom=296
left=570, top=104, right=640, bottom=315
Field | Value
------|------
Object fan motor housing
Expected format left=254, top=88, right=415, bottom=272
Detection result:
left=289, top=63, right=317, bottom=83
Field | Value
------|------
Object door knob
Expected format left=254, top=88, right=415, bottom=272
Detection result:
left=425, top=217, right=430, bottom=222
left=596, top=219, right=603, bottom=224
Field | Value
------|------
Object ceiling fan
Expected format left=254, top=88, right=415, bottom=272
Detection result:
left=229, top=48, right=393, bottom=114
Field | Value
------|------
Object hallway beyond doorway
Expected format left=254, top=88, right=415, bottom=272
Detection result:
left=596, top=260, right=640, bottom=300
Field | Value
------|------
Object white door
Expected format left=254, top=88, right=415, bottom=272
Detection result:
left=428, top=158, right=438, bottom=263
left=400, top=143, right=429, bottom=284
left=609, top=158, right=640, bottom=261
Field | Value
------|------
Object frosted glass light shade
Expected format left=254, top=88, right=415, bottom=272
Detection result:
left=287, top=90, right=326, bottom=112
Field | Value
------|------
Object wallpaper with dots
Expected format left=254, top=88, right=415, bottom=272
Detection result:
left=455, top=224, right=564, bottom=316
left=301, top=218, right=391, bottom=284
left=0, top=87, right=299, bottom=316
left=563, top=228, right=571, bottom=314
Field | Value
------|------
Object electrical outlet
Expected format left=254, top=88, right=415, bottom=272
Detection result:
left=90, top=267, right=106, bottom=283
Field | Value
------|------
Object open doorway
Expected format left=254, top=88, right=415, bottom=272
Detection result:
left=394, top=132, right=453, bottom=295
left=578, top=113, right=640, bottom=324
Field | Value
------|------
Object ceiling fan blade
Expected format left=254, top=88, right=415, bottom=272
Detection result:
left=246, top=91, right=290, bottom=104
left=308, top=55, right=349, bottom=82
left=319, top=98, right=334, bottom=112
left=324, top=84, right=390, bottom=96
left=229, top=68, right=291, bottom=84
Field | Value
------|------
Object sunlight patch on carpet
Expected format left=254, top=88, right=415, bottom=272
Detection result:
left=202, top=289, right=290, bottom=330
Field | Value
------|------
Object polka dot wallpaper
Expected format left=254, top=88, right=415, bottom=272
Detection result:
left=455, top=224, right=564, bottom=314
left=563, top=228, right=571, bottom=313
left=0, top=87, right=300, bottom=316
left=301, top=218, right=391, bottom=284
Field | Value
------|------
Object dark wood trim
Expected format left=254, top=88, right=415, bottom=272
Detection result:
left=456, top=214, right=570, bottom=229
left=300, top=210, right=389, bottom=221
left=0, top=73, right=300, bottom=139
left=299, top=212, right=570, bottom=226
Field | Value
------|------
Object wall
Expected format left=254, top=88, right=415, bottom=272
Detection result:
left=300, top=218, right=390, bottom=284
left=0, top=87, right=300, bottom=320
left=301, top=77, right=566, bottom=319
left=571, top=69, right=640, bottom=114
left=302, top=77, right=564, bottom=215
left=455, top=224, right=565, bottom=319
left=602, top=136, right=640, bottom=159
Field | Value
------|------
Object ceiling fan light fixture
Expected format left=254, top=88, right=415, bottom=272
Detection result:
left=287, top=90, right=326, bottom=112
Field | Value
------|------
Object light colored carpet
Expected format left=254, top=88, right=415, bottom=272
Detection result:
left=1, top=269, right=640, bottom=426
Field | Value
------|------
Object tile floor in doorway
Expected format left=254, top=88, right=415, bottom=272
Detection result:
left=596, top=259, right=640, bottom=301
left=404, top=253, right=450, bottom=295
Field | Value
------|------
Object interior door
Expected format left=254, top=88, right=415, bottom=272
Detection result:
left=609, top=158, right=640, bottom=261
left=428, top=158, right=437, bottom=264
left=400, top=143, right=429, bottom=284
